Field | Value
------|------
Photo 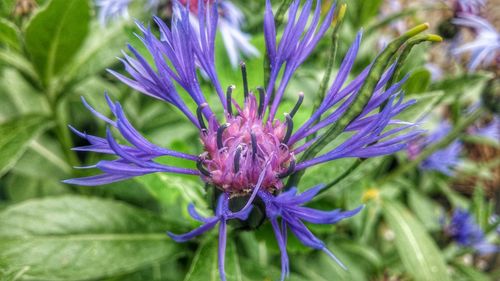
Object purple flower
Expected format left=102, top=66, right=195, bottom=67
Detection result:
left=95, top=0, right=131, bottom=25
left=445, top=209, right=498, bottom=254
left=96, top=0, right=160, bottom=25
left=214, top=1, right=260, bottom=67
left=258, top=185, right=363, bottom=280
left=408, top=121, right=462, bottom=176
left=178, top=0, right=259, bottom=68
left=470, top=116, right=500, bottom=142
left=66, top=1, right=419, bottom=280
left=453, top=0, right=486, bottom=15
left=451, top=14, right=500, bottom=71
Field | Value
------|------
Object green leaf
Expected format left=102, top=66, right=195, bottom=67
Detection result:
left=0, top=50, right=39, bottom=82
left=0, top=68, right=48, bottom=119
left=5, top=172, right=69, bottom=203
left=12, top=134, right=71, bottom=180
left=429, top=73, right=491, bottom=99
left=0, top=0, right=15, bottom=18
left=408, top=189, right=442, bottom=231
left=184, top=238, right=242, bottom=281
left=403, top=68, right=431, bottom=94
left=65, top=21, right=128, bottom=83
left=472, top=187, right=489, bottom=229
left=0, top=266, right=30, bottom=281
left=452, top=262, right=491, bottom=281
left=382, top=201, right=450, bottom=281
left=137, top=173, right=209, bottom=218
left=293, top=244, right=368, bottom=281
left=0, top=18, right=20, bottom=50
left=0, top=114, right=52, bottom=177
left=397, top=90, right=444, bottom=122
left=25, top=0, right=90, bottom=84
left=0, top=196, right=182, bottom=281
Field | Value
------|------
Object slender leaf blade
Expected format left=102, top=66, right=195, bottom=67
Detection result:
left=0, top=114, right=52, bottom=177
left=383, top=201, right=450, bottom=281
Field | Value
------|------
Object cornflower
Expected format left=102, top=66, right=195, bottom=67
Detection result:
left=66, top=1, right=422, bottom=280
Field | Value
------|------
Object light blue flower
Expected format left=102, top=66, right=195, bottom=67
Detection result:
left=452, top=14, right=500, bottom=71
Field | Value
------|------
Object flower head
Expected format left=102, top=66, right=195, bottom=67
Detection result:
left=178, top=0, right=259, bottom=67
left=66, top=1, right=421, bottom=280
left=445, top=208, right=498, bottom=254
left=453, top=0, right=486, bottom=15
left=469, top=116, right=500, bottom=142
left=451, top=14, right=500, bottom=71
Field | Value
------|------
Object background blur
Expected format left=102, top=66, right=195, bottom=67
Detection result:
left=0, top=0, right=498, bottom=280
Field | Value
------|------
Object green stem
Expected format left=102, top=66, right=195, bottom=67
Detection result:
left=307, top=3, right=346, bottom=142
left=378, top=108, right=483, bottom=185
left=320, top=158, right=363, bottom=194
left=286, top=23, right=431, bottom=188
left=46, top=86, right=79, bottom=170
left=386, top=34, right=442, bottom=88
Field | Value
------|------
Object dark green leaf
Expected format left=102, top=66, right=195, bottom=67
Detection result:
left=25, top=0, right=90, bottom=84
left=0, top=196, right=181, bottom=280
left=383, top=201, right=450, bottom=281
left=0, top=18, right=20, bottom=50
left=0, top=114, right=51, bottom=177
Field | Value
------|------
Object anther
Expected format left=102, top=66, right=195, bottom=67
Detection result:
left=226, top=85, right=235, bottom=116
left=283, top=113, right=293, bottom=144
left=256, top=87, right=265, bottom=118
left=250, top=132, right=257, bottom=160
left=197, top=103, right=208, bottom=129
left=217, top=123, right=230, bottom=149
left=240, top=62, right=249, bottom=100
left=234, top=145, right=242, bottom=173
left=278, top=159, right=296, bottom=178
left=196, top=159, right=211, bottom=177
left=290, top=92, right=304, bottom=118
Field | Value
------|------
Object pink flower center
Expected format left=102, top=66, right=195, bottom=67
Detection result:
left=198, top=93, right=295, bottom=194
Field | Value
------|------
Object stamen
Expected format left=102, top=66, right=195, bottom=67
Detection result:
left=283, top=113, right=293, bottom=144
left=290, top=92, right=304, bottom=118
left=226, top=85, right=235, bottom=116
left=278, top=159, right=296, bottom=178
left=197, top=103, right=208, bottom=129
left=196, top=159, right=211, bottom=177
left=256, top=87, right=265, bottom=118
left=217, top=123, right=230, bottom=149
left=240, top=62, right=249, bottom=100
left=234, top=145, right=242, bottom=173
left=250, top=132, right=257, bottom=160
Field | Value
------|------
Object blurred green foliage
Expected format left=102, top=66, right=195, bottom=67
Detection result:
left=0, top=0, right=498, bottom=280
